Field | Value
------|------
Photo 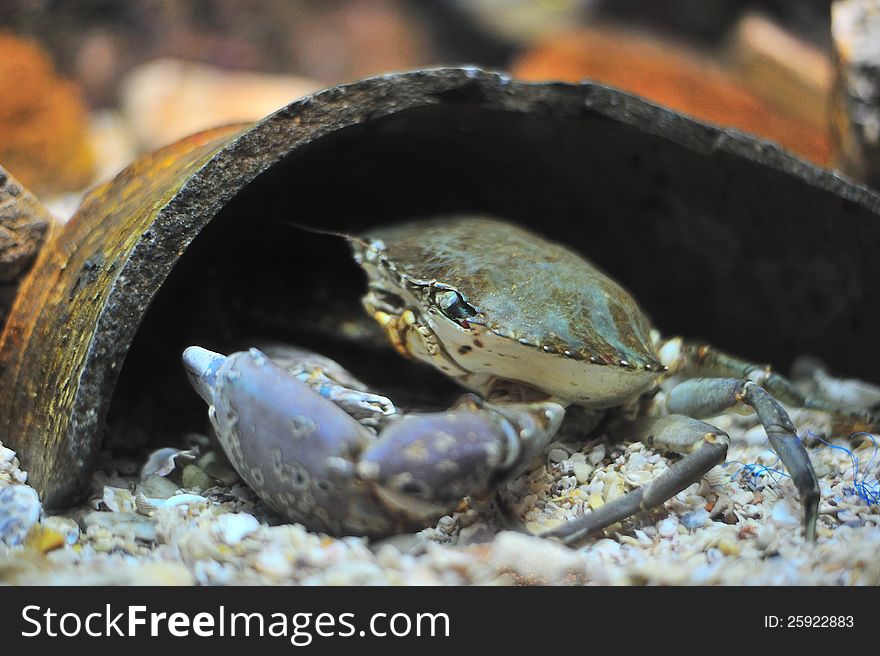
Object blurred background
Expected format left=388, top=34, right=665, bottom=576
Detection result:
left=0, top=0, right=848, bottom=218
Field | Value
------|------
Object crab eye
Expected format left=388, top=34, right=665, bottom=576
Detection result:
left=435, top=290, right=477, bottom=322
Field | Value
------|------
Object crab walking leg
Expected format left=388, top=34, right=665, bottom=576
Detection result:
left=666, top=377, right=819, bottom=541
left=662, top=339, right=880, bottom=427
left=183, top=346, right=564, bottom=537
left=539, top=415, right=729, bottom=545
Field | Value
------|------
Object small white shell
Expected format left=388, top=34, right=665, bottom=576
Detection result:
left=770, top=499, right=799, bottom=528
left=102, top=486, right=135, bottom=512
left=213, top=512, right=260, bottom=545
left=573, top=461, right=593, bottom=484
left=135, top=492, right=208, bottom=515
left=140, top=447, right=199, bottom=480
left=703, top=465, right=728, bottom=488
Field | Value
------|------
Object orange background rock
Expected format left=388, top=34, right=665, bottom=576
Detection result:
left=513, top=26, right=831, bottom=166
left=0, top=32, right=94, bottom=196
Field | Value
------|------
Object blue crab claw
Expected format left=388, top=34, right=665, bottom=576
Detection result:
left=183, top=346, right=565, bottom=537
left=184, top=346, right=391, bottom=536
left=357, top=399, right=565, bottom=522
left=182, top=346, right=227, bottom=403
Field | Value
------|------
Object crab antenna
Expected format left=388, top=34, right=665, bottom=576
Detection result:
left=266, top=218, right=371, bottom=250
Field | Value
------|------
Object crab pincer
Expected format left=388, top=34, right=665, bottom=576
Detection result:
left=183, top=346, right=564, bottom=538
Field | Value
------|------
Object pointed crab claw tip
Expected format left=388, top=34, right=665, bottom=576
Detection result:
left=182, top=346, right=227, bottom=403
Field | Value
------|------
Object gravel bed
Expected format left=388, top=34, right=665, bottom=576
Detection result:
left=1, top=403, right=878, bottom=585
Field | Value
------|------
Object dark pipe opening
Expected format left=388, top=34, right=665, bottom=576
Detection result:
left=106, top=102, right=880, bottom=449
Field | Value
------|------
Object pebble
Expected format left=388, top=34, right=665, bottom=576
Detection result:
left=658, top=517, right=678, bottom=538
left=121, top=58, right=320, bottom=150
left=770, top=499, right=800, bottom=528
left=182, top=464, right=215, bottom=491
left=603, top=473, right=624, bottom=500
left=716, top=536, right=740, bottom=556
left=837, top=510, right=862, bottom=528
left=254, top=548, right=294, bottom=578
left=488, top=531, right=587, bottom=583
left=0, top=484, right=41, bottom=545
left=731, top=489, right=754, bottom=507
left=587, top=492, right=604, bottom=509
left=1, top=387, right=877, bottom=586
left=40, top=516, right=80, bottom=545
left=137, top=474, right=180, bottom=500
left=212, top=512, right=260, bottom=545
left=0, top=443, right=28, bottom=487
left=684, top=494, right=707, bottom=508
left=623, top=470, right=653, bottom=486
left=681, top=508, right=710, bottom=530
left=573, top=461, right=593, bottom=484
left=197, top=451, right=240, bottom=486
left=102, top=486, right=135, bottom=512
left=547, top=448, right=569, bottom=464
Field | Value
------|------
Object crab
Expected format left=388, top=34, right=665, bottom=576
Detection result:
left=182, top=216, right=877, bottom=544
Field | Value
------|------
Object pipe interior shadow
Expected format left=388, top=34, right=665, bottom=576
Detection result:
left=106, top=104, right=879, bottom=449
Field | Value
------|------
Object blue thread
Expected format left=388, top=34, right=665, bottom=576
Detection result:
left=725, top=455, right=788, bottom=490
left=724, top=431, right=879, bottom=506
left=807, top=431, right=879, bottom=506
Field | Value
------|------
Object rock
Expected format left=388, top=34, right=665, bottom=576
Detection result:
left=0, top=484, right=41, bottom=545
left=725, top=12, right=832, bottom=133
left=120, top=58, right=321, bottom=150
left=588, top=444, right=606, bottom=465
left=212, top=512, right=260, bottom=545
left=182, top=464, right=214, bottom=491
left=0, top=441, right=28, bottom=487
left=136, top=474, right=180, bottom=500
left=547, top=448, right=569, bottom=464
left=681, top=508, right=711, bottom=530
left=253, top=548, right=294, bottom=578
left=197, top=451, right=240, bottom=486
left=512, top=25, right=830, bottom=164
left=837, top=509, right=862, bottom=528
left=0, top=34, right=94, bottom=195
left=40, top=515, right=80, bottom=545
left=102, top=486, right=135, bottom=512
left=572, top=461, right=593, bottom=485
left=658, top=517, right=679, bottom=538
left=488, top=531, right=587, bottom=584
left=0, top=166, right=54, bottom=329
left=831, top=0, right=880, bottom=188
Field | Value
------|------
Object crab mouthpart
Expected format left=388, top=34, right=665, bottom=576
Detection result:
left=182, top=346, right=227, bottom=403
